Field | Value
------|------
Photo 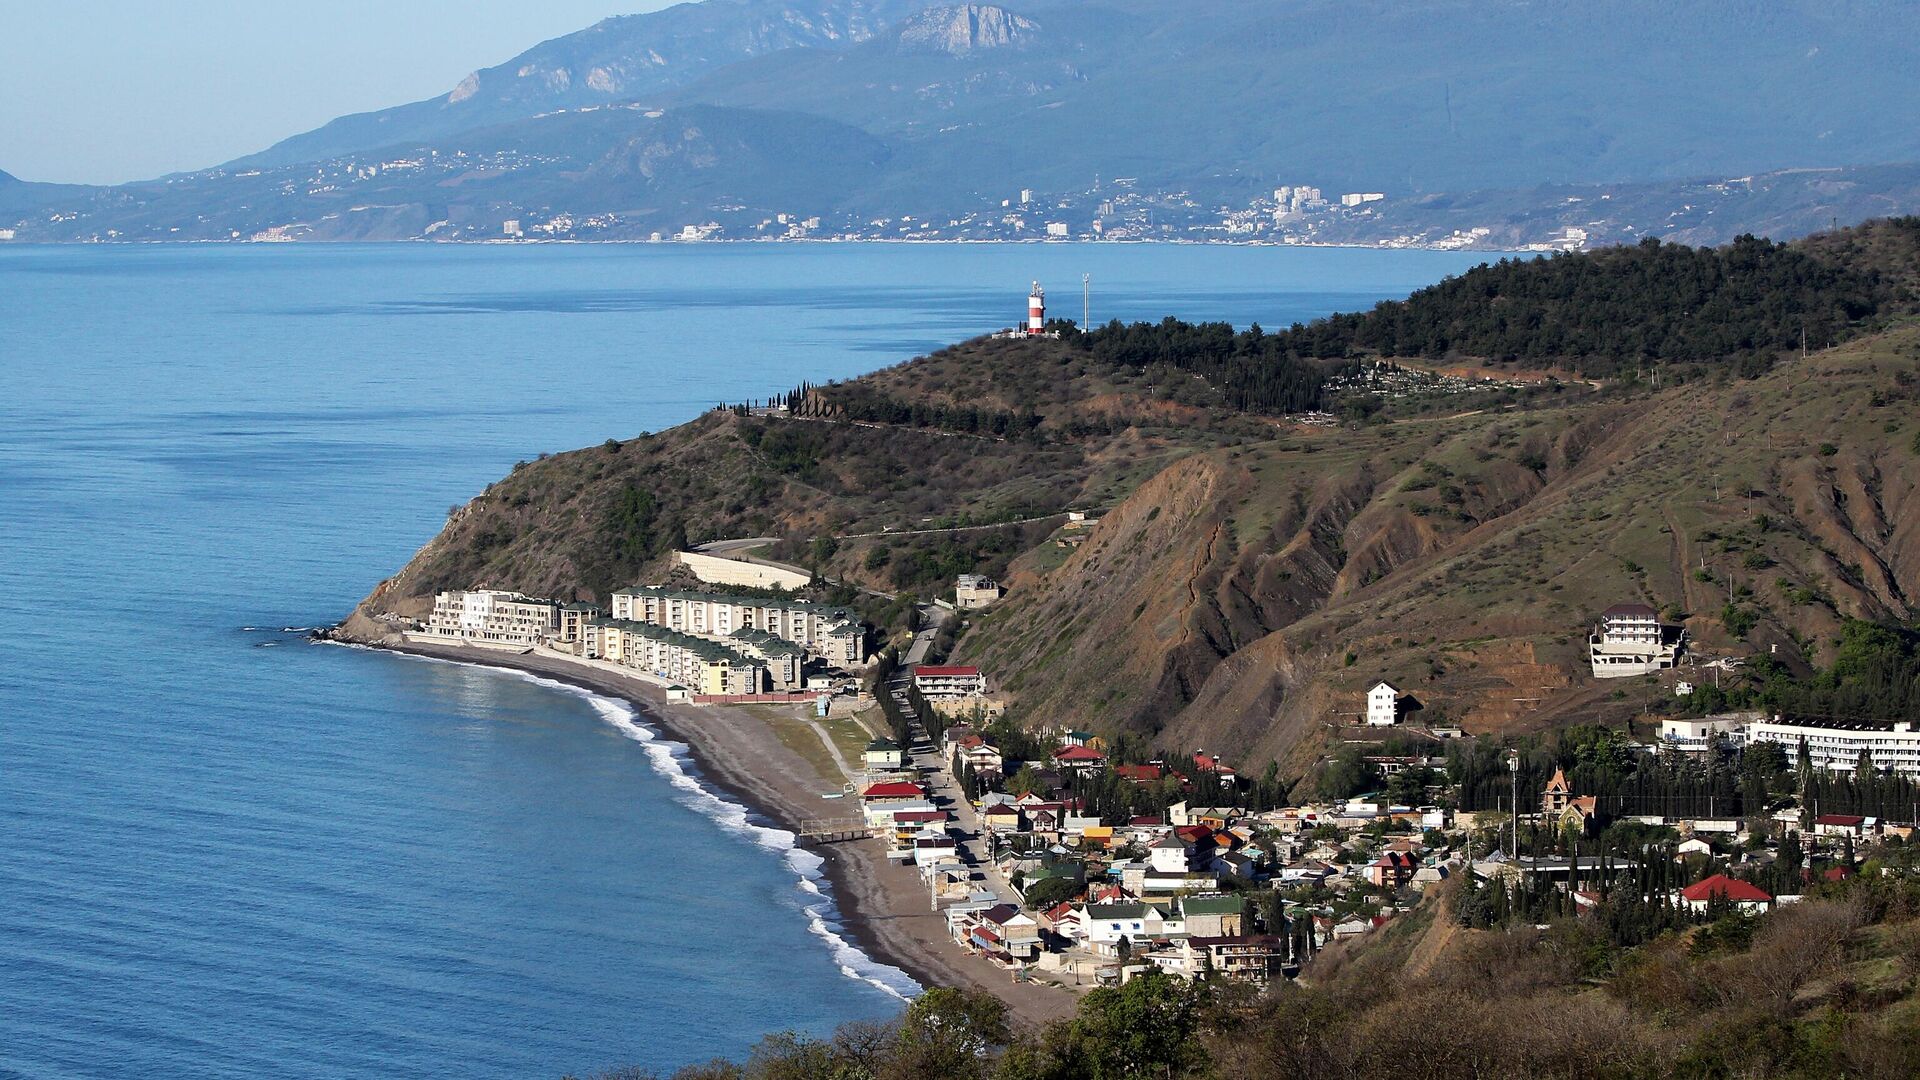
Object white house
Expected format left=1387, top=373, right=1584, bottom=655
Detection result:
left=1148, top=834, right=1192, bottom=874
left=913, top=665, right=988, bottom=699
left=1658, top=714, right=1756, bottom=755
left=864, top=738, right=905, bottom=771
left=1366, top=682, right=1406, bottom=727
left=1082, top=902, right=1172, bottom=953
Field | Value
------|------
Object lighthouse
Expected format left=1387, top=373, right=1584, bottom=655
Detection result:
left=1027, top=281, right=1046, bottom=336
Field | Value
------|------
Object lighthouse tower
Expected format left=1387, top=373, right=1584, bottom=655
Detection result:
left=1027, top=281, right=1046, bottom=336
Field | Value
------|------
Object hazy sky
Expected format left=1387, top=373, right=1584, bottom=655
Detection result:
left=1, top=1, right=680, bottom=185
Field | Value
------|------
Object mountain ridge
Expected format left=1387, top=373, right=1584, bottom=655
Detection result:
left=17, top=0, right=1920, bottom=244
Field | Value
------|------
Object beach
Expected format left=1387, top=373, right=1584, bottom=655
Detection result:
left=354, top=635, right=1082, bottom=1025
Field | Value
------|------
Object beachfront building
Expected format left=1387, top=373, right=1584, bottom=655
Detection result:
left=1589, top=603, right=1683, bottom=677
left=955, top=574, right=1002, bottom=609
left=726, top=628, right=804, bottom=690
left=585, top=618, right=765, bottom=696
left=558, top=601, right=602, bottom=646
left=423, top=589, right=560, bottom=646
left=1747, top=715, right=1920, bottom=777
left=610, top=585, right=866, bottom=665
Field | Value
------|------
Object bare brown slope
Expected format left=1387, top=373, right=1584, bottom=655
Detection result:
left=960, top=326, right=1920, bottom=768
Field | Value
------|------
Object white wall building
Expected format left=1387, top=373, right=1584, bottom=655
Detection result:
left=423, top=590, right=559, bottom=646
left=1747, top=716, right=1920, bottom=777
left=1658, top=714, right=1758, bottom=754
left=1589, top=603, right=1683, bottom=677
left=913, top=665, right=987, bottom=699
left=611, top=585, right=865, bottom=665
left=1366, top=681, right=1406, bottom=726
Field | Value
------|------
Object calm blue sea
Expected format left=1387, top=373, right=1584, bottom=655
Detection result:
left=0, top=242, right=1487, bottom=1078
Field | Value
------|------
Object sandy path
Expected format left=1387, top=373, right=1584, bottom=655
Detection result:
left=365, top=638, right=1081, bottom=1026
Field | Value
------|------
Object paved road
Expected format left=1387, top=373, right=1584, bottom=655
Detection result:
left=693, top=537, right=781, bottom=554
left=838, top=514, right=1067, bottom=541
left=901, top=604, right=953, bottom=666
left=887, top=650, right=1016, bottom=908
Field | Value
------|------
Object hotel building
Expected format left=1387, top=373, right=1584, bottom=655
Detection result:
left=423, top=590, right=560, bottom=647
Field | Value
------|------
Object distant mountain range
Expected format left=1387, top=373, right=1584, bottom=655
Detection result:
left=10, top=0, right=1920, bottom=246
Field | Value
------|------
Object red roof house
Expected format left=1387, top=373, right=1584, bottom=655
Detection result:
left=1051, top=745, right=1107, bottom=771
left=861, top=781, right=928, bottom=801
left=1679, top=873, right=1773, bottom=912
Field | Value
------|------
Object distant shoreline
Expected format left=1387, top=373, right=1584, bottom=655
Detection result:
left=0, top=236, right=1518, bottom=254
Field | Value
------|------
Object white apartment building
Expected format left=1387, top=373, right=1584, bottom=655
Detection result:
left=610, top=585, right=865, bottom=665
left=423, top=590, right=559, bottom=646
left=1589, top=603, right=1683, bottom=678
left=1747, top=716, right=1920, bottom=777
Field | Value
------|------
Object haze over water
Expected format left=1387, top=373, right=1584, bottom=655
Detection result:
left=0, top=242, right=1486, bottom=1078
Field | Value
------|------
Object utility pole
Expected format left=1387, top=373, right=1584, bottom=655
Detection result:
left=1508, top=749, right=1521, bottom=858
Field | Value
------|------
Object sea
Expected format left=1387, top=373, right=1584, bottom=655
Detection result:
left=0, top=241, right=1488, bottom=1078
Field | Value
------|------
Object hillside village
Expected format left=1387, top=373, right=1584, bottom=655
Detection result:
left=391, top=522, right=1920, bottom=1000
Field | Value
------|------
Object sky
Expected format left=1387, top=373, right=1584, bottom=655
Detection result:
left=0, top=1, right=680, bottom=185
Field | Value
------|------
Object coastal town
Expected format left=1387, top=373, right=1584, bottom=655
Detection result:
left=392, top=531, right=1920, bottom=1005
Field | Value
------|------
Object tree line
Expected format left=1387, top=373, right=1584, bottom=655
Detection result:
left=1258, top=232, right=1902, bottom=377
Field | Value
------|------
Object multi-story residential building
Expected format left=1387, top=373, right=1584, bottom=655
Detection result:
left=727, top=628, right=804, bottom=690
left=423, top=590, right=560, bottom=646
left=1589, top=603, right=1683, bottom=677
left=585, top=618, right=765, bottom=696
left=1747, top=715, right=1920, bottom=777
left=609, top=585, right=866, bottom=665
left=558, top=601, right=601, bottom=645
left=913, top=665, right=987, bottom=699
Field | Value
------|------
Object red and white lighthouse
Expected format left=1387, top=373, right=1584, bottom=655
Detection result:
left=1027, top=281, right=1046, bottom=335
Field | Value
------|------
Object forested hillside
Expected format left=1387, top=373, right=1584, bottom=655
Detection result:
left=1248, top=221, right=1920, bottom=377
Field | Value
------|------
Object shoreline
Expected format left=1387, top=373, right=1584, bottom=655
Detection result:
left=332, top=634, right=1081, bottom=1025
